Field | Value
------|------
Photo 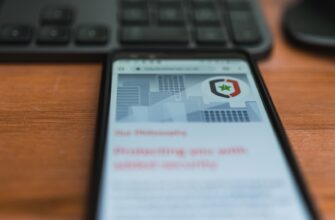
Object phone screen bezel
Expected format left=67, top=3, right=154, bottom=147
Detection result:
left=88, top=49, right=319, bottom=220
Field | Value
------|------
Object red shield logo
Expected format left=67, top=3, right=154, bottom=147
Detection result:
left=209, top=79, right=241, bottom=98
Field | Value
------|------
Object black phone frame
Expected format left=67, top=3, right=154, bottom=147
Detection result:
left=88, top=49, right=319, bottom=220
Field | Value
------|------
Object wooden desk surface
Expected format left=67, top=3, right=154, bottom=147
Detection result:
left=0, top=0, right=334, bottom=219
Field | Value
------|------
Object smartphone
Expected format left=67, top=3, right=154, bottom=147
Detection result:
left=90, top=50, right=318, bottom=220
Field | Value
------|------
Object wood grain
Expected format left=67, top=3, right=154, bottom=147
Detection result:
left=0, top=0, right=334, bottom=219
left=0, top=64, right=102, bottom=220
left=259, top=0, right=335, bottom=219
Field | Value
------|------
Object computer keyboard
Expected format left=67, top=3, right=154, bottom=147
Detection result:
left=120, top=0, right=261, bottom=45
left=0, top=0, right=272, bottom=60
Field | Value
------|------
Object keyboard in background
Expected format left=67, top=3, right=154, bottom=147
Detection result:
left=0, top=0, right=272, bottom=60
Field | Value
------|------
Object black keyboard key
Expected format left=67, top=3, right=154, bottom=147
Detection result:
left=121, top=8, right=149, bottom=25
left=194, top=8, right=220, bottom=25
left=226, top=0, right=251, bottom=11
left=120, top=26, right=189, bottom=44
left=122, top=0, right=147, bottom=7
left=40, top=6, right=74, bottom=25
left=229, top=11, right=261, bottom=44
left=196, top=27, right=226, bottom=44
left=76, top=25, right=109, bottom=44
left=158, top=0, right=182, bottom=7
left=217, top=0, right=226, bottom=9
left=0, top=24, right=33, bottom=44
left=37, top=26, right=70, bottom=44
left=192, top=0, right=215, bottom=7
left=158, top=7, right=185, bottom=25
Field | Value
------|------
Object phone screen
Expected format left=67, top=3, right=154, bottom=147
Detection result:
left=96, top=57, right=312, bottom=220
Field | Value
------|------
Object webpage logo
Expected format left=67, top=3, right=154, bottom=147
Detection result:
left=209, top=78, right=241, bottom=98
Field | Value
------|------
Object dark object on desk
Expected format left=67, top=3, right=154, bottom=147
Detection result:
left=283, top=0, right=335, bottom=51
left=0, top=0, right=272, bottom=60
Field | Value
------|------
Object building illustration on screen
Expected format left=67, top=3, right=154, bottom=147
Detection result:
left=116, top=74, right=261, bottom=123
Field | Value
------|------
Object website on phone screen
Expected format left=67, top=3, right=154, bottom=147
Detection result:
left=97, top=59, right=311, bottom=220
